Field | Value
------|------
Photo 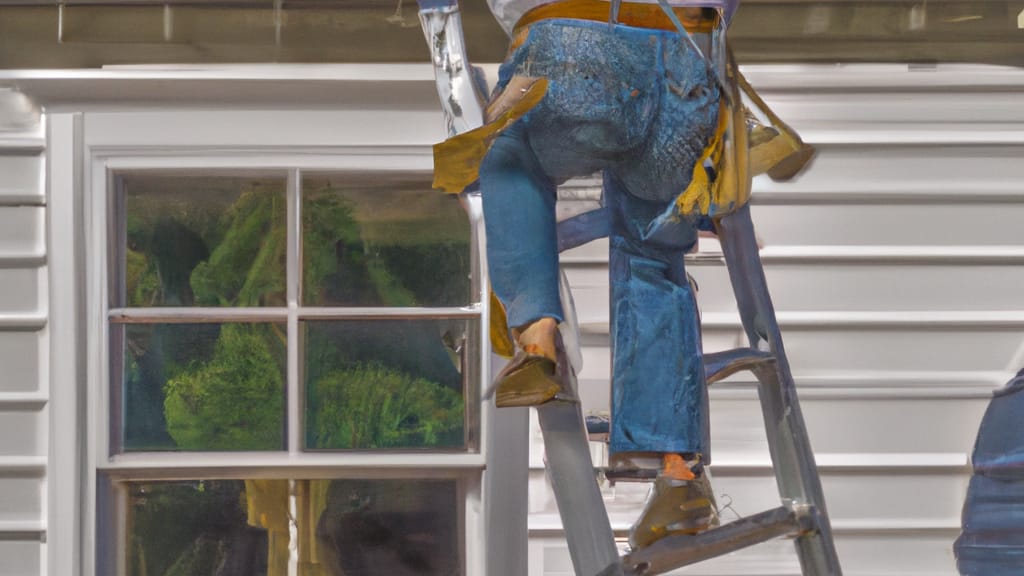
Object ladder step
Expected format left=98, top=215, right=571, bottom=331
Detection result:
left=623, top=505, right=801, bottom=575
left=586, top=414, right=610, bottom=442
left=602, top=464, right=657, bottom=484
left=586, top=349, right=775, bottom=442
left=704, top=348, right=775, bottom=384
left=587, top=347, right=772, bottom=443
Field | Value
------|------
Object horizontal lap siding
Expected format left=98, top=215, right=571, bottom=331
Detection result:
left=0, top=154, right=45, bottom=204
left=0, top=542, right=42, bottom=576
left=530, top=64, right=1024, bottom=575
left=570, top=263, right=1024, bottom=313
left=0, top=99, right=47, bottom=576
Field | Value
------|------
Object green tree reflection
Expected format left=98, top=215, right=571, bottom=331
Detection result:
left=124, top=180, right=468, bottom=575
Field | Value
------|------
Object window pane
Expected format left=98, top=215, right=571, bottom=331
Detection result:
left=120, top=478, right=461, bottom=576
left=302, top=175, right=472, bottom=307
left=313, top=479, right=461, bottom=576
left=117, top=323, right=286, bottom=452
left=118, top=173, right=287, bottom=308
left=303, top=319, right=473, bottom=450
left=125, top=480, right=274, bottom=576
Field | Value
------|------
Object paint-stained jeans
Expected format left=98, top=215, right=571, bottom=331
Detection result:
left=480, top=19, right=719, bottom=456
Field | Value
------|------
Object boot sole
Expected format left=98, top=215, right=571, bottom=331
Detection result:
left=494, top=356, right=562, bottom=408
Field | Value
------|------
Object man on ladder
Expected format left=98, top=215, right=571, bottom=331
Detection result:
left=419, top=1, right=839, bottom=574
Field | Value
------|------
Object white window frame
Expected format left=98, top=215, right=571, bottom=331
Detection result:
left=78, top=116, right=493, bottom=576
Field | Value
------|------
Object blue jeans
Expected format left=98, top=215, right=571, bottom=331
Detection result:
left=480, top=19, right=718, bottom=457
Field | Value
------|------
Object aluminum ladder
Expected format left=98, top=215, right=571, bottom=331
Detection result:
left=416, top=4, right=842, bottom=575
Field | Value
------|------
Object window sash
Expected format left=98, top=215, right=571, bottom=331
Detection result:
left=96, top=473, right=476, bottom=576
left=79, top=112, right=495, bottom=576
left=97, top=456, right=485, bottom=480
left=108, top=167, right=482, bottom=310
left=95, top=158, right=490, bottom=467
left=108, top=306, right=482, bottom=322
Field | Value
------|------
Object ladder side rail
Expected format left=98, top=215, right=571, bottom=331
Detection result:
left=416, top=5, right=542, bottom=576
left=417, top=1, right=487, bottom=137
left=715, top=205, right=843, bottom=575
left=539, top=398, right=624, bottom=576
left=416, top=7, right=621, bottom=574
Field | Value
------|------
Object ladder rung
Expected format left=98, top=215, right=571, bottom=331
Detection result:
left=623, top=505, right=801, bottom=575
left=704, top=347, right=775, bottom=384
left=587, top=347, right=774, bottom=442
left=585, top=414, right=610, bottom=442
left=602, top=466, right=657, bottom=484
left=585, top=349, right=775, bottom=443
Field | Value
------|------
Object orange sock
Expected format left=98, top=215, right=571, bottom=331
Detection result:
left=515, top=318, right=558, bottom=362
left=662, top=453, right=697, bottom=481
left=521, top=343, right=554, bottom=360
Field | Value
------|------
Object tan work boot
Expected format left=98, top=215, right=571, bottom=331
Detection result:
left=628, top=454, right=719, bottom=550
left=491, top=319, right=575, bottom=408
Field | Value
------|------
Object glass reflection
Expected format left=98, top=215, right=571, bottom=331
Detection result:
left=118, top=322, right=286, bottom=452
left=126, top=480, right=272, bottom=576
left=123, top=478, right=461, bottom=576
left=303, top=319, right=469, bottom=450
left=313, top=479, right=461, bottom=576
left=118, top=173, right=287, bottom=308
left=302, top=175, right=472, bottom=308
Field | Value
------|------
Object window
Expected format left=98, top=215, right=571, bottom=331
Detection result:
left=91, top=161, right=486, bottom=576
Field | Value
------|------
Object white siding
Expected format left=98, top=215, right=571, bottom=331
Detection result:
left=3, top=62, right=1021, bottom=576
left=0, top=542, right=42, bottom=576
left=529, top=64, right=1024, bottom=575
left=0, top=91, right=47, bottom=576
left=0, top=154, right=45, bottom=204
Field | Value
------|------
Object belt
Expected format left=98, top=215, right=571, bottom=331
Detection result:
left=513, top=0, right=719, bottom=35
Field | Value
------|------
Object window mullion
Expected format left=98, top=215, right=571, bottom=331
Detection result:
left=287, top=168, right=301, bottom=454
left=99, top=451, right=487, bottom=477
left=298, top=306, right=482, bottom=319
left=107, top=307, right=288, bottom=323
